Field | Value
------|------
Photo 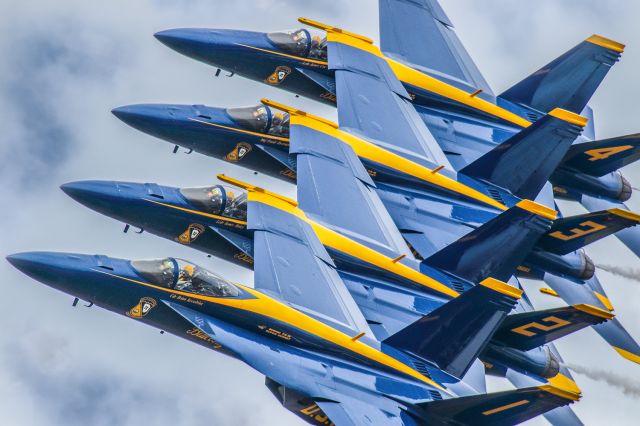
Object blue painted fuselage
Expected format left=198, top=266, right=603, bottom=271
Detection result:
left=6, top=251, right=478, bottom=418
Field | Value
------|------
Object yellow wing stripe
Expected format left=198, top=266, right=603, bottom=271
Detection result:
left=262, top=99, right=508, bottom=211
left=298, top=17, right=532, bottom=129
left=613, top=346, right=640, bottom=365
left=298, top=17, right=374, bottom=44
left=218, top=175, right=461, bottom=299
left=594, top=291, right=615, bottom=312
left=586, top=35, right=626, bottom=53
left=93, top=269, right=447, bottom=392
left=515, top=200, right=558, bottom=220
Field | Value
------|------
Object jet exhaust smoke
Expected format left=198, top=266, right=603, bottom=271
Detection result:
left=596, top=264, right=640, bottom=283
left=564, top=363, right=640, bottom=398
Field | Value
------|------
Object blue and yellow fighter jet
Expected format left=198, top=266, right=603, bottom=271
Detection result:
left=150, top=3, right=640, bottom=241
left=8, top=183, right=584, bottom=425
left=66, top=29, right=624, bottom=426
left=113, top=15, right=640, bottom=367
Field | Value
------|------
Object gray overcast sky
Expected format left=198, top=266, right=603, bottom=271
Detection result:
left=1, top=0, right=639, bottom=424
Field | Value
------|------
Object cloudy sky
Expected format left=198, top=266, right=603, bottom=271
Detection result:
left=1, top=0, right=639, bottom=424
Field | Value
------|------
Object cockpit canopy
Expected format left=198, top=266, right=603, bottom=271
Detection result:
left=179, top=185, right=247, bottom=221
left=131, top=258, right=240, bottom=298
left=267, top=29, right=327, bottom=61
left=225, top=105, right=289, bottom=138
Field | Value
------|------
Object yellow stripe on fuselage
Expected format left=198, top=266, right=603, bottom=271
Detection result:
left=218, top=175, right=460, bottom=299
left=263, top=101, right=507, bottom=212
left=188, top=117, right=290, bottom=143
left=235, top=43, right=329, bottom=66
left=93, top=268, right=447, bottom=392
left=144, top=198, right=248, bottom=226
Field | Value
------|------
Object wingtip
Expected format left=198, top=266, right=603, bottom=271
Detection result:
left=613, top=346, right=640, bottom=364
left=586, top=34, right=625, bottom=53
left=548, top=108, right=589, bottom=127
left=516, top=199, right=558, bottom=220
left=594, top=291, right=615, bottom=312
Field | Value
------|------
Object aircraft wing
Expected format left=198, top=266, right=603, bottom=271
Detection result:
left=283, top=103, right=413, bottom=258
left=379, top=0, right=494, bottom=96
left=328, top=29, right=453, bottom=170
left=247, top=186, right=372, bottom=335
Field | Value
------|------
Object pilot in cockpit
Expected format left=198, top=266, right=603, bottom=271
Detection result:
left=175, top=264, right=195, bottom=292
left=309, top=35, right=327, bottom=60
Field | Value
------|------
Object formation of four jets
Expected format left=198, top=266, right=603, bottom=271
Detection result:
left=7, top=1, right=640, bottom=424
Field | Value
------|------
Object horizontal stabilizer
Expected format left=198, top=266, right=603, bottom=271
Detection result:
left=492, top=304, right=613, bottom=351
left=506, top=369, right=584, bottom=426
left=545, top=274, right=640, bottom=365
left=418, top=384, right=579, bottom=426
left=560, top=133, right=640, bottom=177
left=460, top=109, right=586, bottom=200
left=500, top=35, right=624, bottom=113
left=579, top=194, right=640, bottom=258
left=537, top=209, right=640, bottom=255
left=384, top=278, right=522, bottom=378
left=422, top=200, right=555, bottom=283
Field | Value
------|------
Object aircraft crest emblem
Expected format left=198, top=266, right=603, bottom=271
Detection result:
left=177, top=223, right=206, bottom=244
left=126, top=297, right=157, bottom=318
left=225, top=142, right=252, bottom=162
left=266, top=66, right=291, bottom=85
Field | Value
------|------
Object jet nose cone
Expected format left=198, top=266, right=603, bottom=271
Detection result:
left=154, top=28, right=213, bottom=57
left=60, top=180, right=120, bottom=212
left=6, top=252, right=40, bottom=272
left=111, top=105, right=140, bottom=122
left=112, top=104, right=169, bottom=134
left=7, top=252, right=97, bottom=299
left=7, top=252, right=68, bottom=280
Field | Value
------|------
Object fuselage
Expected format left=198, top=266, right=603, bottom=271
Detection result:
left=6, top=251, right=479, bottom=414
left=110, top=104, right=595, bottom=281
left=151, top=26, right=630, bottom=204
left=60, top=179, right=562, bottom=379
